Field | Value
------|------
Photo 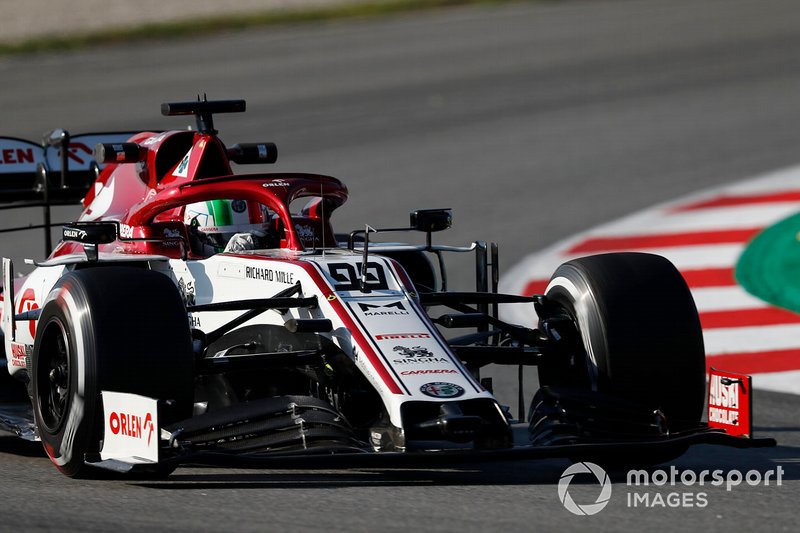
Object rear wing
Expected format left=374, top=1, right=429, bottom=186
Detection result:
left=0, top=130, right=146, bottom=255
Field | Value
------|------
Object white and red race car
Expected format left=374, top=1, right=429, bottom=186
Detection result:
left=0, top=99, right=772, bottom=477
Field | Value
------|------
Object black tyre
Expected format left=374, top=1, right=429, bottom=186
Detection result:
left=539, top=253, right=705, bottom=430
left=31, top=267, right=194, bottom=477
left=377, top=250, right=438, bottom=292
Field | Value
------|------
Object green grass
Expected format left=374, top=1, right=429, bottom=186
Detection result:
left=0, top=0, right=540, bottom=56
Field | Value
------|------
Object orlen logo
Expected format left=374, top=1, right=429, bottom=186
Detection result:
left=64, top=142, right=93, bottom=165
left=109, top=411, right=155, bottom=446
left=262, top=179, right=290, bottom=188
left=0, top=147, right=35, bottom=165
left=63, top=228, right=88, bottom=240
left=17, top=288, right=38, bottom=338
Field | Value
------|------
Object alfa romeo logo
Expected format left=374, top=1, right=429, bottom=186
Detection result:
left=557, top=462, right=612, bottom=516
left=419, top=382, right=464, bottom=398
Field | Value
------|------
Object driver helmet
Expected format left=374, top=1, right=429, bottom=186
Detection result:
left=184, top=199, right=268, bottom=252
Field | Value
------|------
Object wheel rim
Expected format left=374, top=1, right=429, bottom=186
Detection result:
left=36, top=319, right=71, bottom=433
left=541, top=288, right=596, bottom=391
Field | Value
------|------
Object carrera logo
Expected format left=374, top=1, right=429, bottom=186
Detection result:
left=119, top=224, right=134, bottom=239
left=109, top=411, right=155, bottom=446
left=375, top=333, right=431, bottom=341
left=357, top=301, right=408, bottom=316
left=400, top=369, right=458, bottom=376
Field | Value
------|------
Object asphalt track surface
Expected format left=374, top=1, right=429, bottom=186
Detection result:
left=1, top=0, right=800, bottom=531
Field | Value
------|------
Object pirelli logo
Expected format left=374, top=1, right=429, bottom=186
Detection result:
left=375, top=333, right=431, bottom=341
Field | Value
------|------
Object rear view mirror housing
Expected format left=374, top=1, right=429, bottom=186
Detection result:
left=410, top=209, right=452, bottom=233
left=62, top=222, right=118, bottom=245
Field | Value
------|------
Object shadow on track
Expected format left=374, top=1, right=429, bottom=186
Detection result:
left=127, top=442, right=800, bottom=490
left=0, top=436, right=44, bottom=458
left=131, top=459, right=572, bottom=490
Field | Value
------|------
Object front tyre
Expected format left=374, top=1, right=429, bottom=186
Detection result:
left=32, top=267, right=194, bottom=477
left=539, top=253, right=706, bottom=430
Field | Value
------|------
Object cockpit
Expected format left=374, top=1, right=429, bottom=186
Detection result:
left=184, top=199, right=280, bottom=256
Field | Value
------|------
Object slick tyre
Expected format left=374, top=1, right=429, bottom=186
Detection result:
left=540, top=253, right=706, bottom=430
left=31, top=267, right=193, bottom=477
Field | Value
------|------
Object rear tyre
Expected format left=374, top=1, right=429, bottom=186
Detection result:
left=31, top=267, right=193, bottom=477
left=538, top=253, right=705, bottom=430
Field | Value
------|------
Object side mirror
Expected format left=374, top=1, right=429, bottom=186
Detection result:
left=410, top=209, right=452, bottom=233
left=62, top=222, right=118, bottom=245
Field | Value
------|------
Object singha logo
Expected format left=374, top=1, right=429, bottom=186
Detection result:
left=393, top=345, right=434, bottom=358
left=295, top=224, right=316, bottom=243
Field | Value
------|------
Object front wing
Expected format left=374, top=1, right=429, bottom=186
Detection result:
left=89, top=389, right=776, bottom=474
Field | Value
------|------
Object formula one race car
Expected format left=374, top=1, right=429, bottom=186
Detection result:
left=0, top=99, right=774, bottom=477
